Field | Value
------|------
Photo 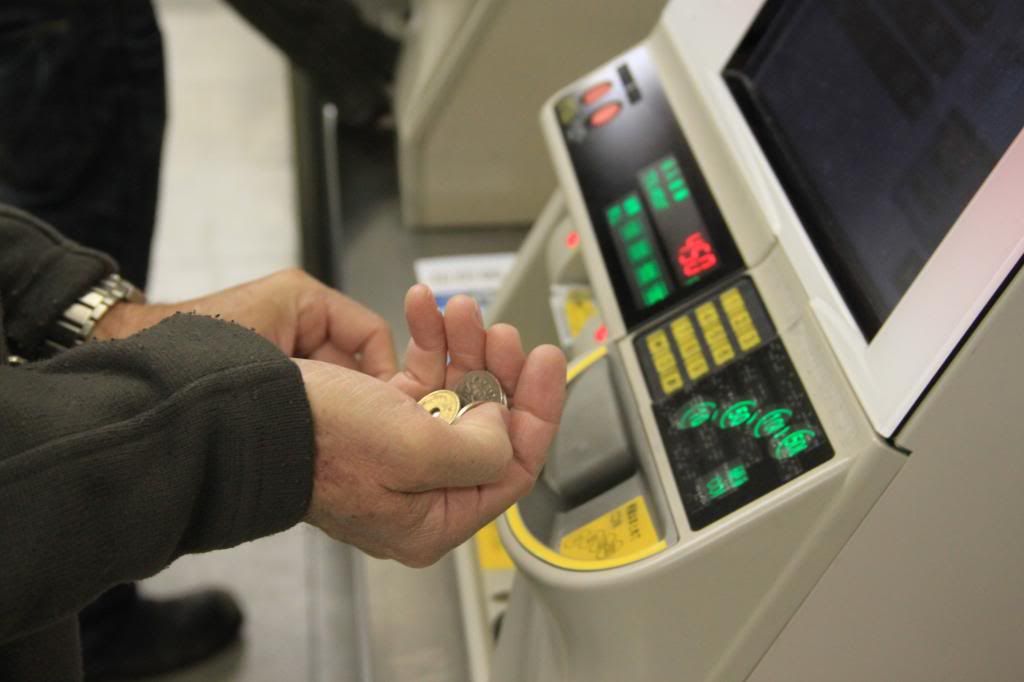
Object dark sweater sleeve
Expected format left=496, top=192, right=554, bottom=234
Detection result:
left=0, top=313, right=315, bottom=645
left=0, top=203, right=117, bottom=359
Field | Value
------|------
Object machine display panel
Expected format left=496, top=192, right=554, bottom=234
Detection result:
left=726, top=0, right=1024, bottom=339
left=556, top=47, right=743, bottom=329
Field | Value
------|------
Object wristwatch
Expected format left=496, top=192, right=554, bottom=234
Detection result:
left=45, top=273, right=145, bottom=354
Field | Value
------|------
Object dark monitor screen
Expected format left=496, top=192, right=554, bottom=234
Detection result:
left=726, top=0, right=1024, bottom=339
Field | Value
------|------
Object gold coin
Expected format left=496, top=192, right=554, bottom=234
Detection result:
left=455, top=370, right=507, bottom=407
left=418, top=389, right=461, bottom=424
left=454, top=400, right=487, bottom=423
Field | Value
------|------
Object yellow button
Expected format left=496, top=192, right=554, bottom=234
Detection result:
left=670, top=315, right=710, bottom=381
left=645, top=329, right=684, bottom=396
left=720, top=288, right=761, bottom=351
left=695, top=302, right=736, bottom=366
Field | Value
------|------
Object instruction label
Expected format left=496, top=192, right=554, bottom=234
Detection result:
left=559, top=496, right=659, bottom=561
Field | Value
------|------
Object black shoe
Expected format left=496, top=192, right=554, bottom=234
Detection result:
left=80, top=583, right=243, bottom=681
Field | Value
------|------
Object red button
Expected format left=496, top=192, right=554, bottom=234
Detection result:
left=588, top=101, right=622, bottom=128
left=581, top=81, right=613, bottom=106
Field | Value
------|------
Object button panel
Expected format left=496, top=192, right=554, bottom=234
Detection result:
left=635, top=278, right=833, bottom=530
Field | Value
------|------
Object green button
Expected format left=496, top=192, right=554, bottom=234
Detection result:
left=642, top=281, right=670, bottom=305
left=606, top=205, right=624, bottom=227
left=619, top=219, right=643, bottom=242
left=627, top=239, right=653, bottom=263
left=635, top=260, right=660, bottom=285
left=727, top=465, right=749, bottom=488
left=623, top=195, right=642, bottom=217
left=649, top=187, right=669, bottom=212
left=707, top=475, right=727, bottom=498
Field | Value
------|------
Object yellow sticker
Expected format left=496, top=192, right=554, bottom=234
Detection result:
left=563, top=289, right=599, bottom=338
left=475, top=521, right=514, bottom=570
left=559, top=496, right=660, bottom=561
left=720, top=288, right=762, bottom=351
left=695, top=302, right=736, bottom=366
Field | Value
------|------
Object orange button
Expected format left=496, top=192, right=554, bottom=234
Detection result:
left=581, top=81, right=613, bottom=106
left=588, top=101, right=622, bottom=128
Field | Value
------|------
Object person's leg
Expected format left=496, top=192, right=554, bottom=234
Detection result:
left=0, top=0, right=164, bottom=287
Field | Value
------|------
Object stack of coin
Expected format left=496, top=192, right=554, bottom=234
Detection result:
left=417, top=370, right=508, bottom=425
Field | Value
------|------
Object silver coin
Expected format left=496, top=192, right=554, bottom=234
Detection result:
left=455, top=370, right=506, bottom=407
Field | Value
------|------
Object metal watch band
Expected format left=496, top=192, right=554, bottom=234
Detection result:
left=45, top=273, right=143, bottom=353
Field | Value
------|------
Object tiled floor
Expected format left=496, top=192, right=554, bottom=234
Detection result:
left=140, top=2, right=316, bottom=681
left=147, top=0, right=298, bottom=303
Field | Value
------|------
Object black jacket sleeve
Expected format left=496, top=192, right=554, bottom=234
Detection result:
left=0, top=207, right=315, bottom=645
left=0, top=203, right=116, bottom=359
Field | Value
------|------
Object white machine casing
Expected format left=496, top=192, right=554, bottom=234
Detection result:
left=477, top=2, right=1024, bottom=681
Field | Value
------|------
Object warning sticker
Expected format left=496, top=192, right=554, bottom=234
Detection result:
left=559, top=496, right=659, bottom=561
left=475, top=521, right=514, bottom=570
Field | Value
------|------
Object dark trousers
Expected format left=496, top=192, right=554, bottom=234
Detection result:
left=0, top=0, right=397, bottom=289
left=0, top=1, right=165, bottom=288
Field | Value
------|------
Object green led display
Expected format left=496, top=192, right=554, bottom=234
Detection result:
left=619, top=219, right=643, bottom=242
left=650, top=156, right=691, bottom=206
left=627, top=239, right=653, bottom=263
left=642, top=168, right=671, bottom=213
left=635, top=260, right=660, bottom=285
left=623, top=194, right=643, bottom=217
left=606, top=204, right=624, bottom=227
left=643, top=281, right=670, bottom=306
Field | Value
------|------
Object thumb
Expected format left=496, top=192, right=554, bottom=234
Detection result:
left=393, top=402, right=514, bottom=492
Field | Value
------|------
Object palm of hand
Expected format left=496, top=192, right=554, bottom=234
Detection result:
left=304, top=286, right=566, bottom=567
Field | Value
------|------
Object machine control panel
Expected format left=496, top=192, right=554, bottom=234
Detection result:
left=636, top=280, right=833, bottom=530
left=552, top=47, right=834, bottom=531
left=555, top=47, right=743, bottom=330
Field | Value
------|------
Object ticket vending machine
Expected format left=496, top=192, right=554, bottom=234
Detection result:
left=472, top=1, right=1024, bottom=680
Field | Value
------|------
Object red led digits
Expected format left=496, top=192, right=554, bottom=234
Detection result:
left=677, top=231, right=718, bottom=278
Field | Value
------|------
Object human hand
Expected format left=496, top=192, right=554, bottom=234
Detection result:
left=94, top=268, right=397, bottom=379
left=301, top=285, right=566, bottom=566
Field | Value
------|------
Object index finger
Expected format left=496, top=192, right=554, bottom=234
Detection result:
left=321, top=290, right=398, bottom=380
